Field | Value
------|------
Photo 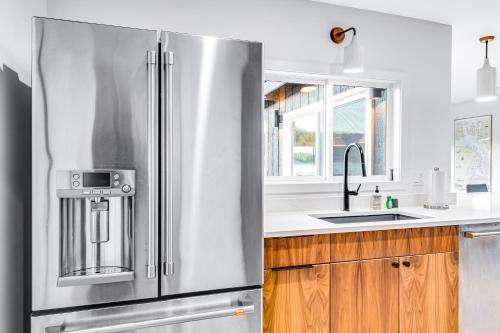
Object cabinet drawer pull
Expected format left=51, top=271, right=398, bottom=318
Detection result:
left=402, top=261, right=411, bottom=267
left=271, top=264, right=314, bottom=272
left=391, top=262, right=400, bottom=268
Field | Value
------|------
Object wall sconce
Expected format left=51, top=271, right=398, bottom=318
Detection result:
left=330, top=26, right=364, bottom=74
left=300, top=85, right=318, bottom=93
left=476, top=35, right=498, bottom=102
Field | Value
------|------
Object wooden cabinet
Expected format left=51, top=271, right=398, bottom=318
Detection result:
left=330, top=226, right=458, bottom=262
left=263, top=264, right=330, bottom=333
left=331, top=258, right=399, bottom=333
left=399, top=252, right=458, bottom=333
left=263, top=227, right=459, bottom=333
left=264, top=235, right=330, bottom=269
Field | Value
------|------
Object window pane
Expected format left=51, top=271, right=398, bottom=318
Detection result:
left=331, top=97, right=365, bottom=176
left=292, top=113, right=318, bottom=176
left=264, top=81, right=324, bottom=176
left=330, top=86, right=387, bottom=177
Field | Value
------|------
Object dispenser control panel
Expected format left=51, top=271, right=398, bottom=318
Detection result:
left=56, top=169, right=135, bottom=198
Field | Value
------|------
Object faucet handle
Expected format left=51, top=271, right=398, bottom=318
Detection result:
left=349, top=184, right=362, bottom=196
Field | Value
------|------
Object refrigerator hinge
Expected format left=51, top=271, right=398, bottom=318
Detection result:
left=147, top=50, right=157, bottom=64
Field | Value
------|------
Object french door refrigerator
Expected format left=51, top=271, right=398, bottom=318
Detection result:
left=30, top=17, right=263, bottom=332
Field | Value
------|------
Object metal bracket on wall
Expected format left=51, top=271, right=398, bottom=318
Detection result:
left=274, top=110, right=282, bottom=128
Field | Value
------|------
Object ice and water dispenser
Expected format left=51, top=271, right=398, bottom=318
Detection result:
left=56, top=170, right=135, bottom=287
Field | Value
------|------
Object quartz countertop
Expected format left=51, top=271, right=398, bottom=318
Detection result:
left=264, top=193, right=500, bottom=238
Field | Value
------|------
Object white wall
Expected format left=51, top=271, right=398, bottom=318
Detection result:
left=0, top=0, right=46, bottom=331
left=452, top=100, right=500, bottom=190
left=46, top=0, right=452, bottom=207
left=0, top=0, right=46, bottom=84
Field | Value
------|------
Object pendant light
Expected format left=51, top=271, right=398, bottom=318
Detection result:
left=330, top=26, right=364, bottom=74
left=476, top=36, right=498, bottom=102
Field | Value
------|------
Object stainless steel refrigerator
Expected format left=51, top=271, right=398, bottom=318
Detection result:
left=30, top=17, right=263, bottom=332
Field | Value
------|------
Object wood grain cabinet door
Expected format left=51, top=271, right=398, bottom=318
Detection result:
left=399, top=253, right=458, bottom=333
left=263, top=265, right=330, bottom=333
left=330, top=258, right=399, bottom=333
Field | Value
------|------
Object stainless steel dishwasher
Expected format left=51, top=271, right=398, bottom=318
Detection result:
left=460, top=223, right=500, bottom=332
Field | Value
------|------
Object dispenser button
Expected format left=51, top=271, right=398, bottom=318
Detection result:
left=92, top=190, right=102, bottom=195
left=73, top=181, right=80, bottom=187
left=72, top=174, right=80, bottom=180
left=122, top=184, right=132, bottom=193
left=102, top=189, right=111, bottom=195
left=82, top=190, right=91, bottom=195
left=114, top=180, right=120, bottom=186
left=113, top=174, right=120, bottom=180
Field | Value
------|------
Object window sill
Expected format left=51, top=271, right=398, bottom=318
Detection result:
left=264, top=179, right=411, bottom=196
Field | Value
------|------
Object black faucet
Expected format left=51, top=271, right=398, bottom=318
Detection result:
left=343, top=143, right=367, bottom=211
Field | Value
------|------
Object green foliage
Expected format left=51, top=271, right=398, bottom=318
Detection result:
left=294, top=152, right=314, bottom=164
left=294, top=128, right=315, bottom=146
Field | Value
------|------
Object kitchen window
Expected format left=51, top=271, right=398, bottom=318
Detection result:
left=264, top=74, right=400, bottom=183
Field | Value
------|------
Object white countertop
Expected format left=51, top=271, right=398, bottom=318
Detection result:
left=264, top=193, right=500, bottom=238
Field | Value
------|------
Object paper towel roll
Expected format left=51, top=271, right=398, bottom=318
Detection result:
left=427, top=167, right=445, bottom=207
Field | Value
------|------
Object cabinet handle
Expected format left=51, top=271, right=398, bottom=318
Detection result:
left=402, top=261, right=411, bottom=267
left=271, top=264, right=314, bottom=272
left=391, top=262, right=400, bottom=268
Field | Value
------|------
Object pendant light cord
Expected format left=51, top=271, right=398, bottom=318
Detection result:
left=486, top=41, right=489, bottom=59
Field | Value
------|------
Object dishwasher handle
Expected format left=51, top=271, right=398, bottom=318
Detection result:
left=463, top=230, right=500, bottom=239
left=47, top=304, right=255, bottom=333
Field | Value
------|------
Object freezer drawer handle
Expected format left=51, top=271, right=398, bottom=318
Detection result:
left=463, top=230, right=500, bottom=239
left=48, top=304, right=255, bottom=333
left=146, top=50, right=158, bottom=279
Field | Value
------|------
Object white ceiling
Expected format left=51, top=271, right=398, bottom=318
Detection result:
left=313, top=0, right=500, bottom=104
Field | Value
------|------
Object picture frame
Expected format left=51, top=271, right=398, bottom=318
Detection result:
left=454, top=115, right=492, bottom=191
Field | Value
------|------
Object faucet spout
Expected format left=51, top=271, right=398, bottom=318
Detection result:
left=343, top=143, right=367, bottom=211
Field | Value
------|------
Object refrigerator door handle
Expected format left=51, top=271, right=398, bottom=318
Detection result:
left=146, top=50, right=157, bottom=279
left=463, top=230, right=500, bottom=238
left=162, top=51, right=175, bottom=276
left=47, top=303, right=255, bottom=333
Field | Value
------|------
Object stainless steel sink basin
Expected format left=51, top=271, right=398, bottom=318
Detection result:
left=312, top=214, right=421, bottom=224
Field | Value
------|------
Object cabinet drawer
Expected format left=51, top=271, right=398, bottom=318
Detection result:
left=264, top=235, right=330, bottom=269
left=331, top=226, right=458, bottom=262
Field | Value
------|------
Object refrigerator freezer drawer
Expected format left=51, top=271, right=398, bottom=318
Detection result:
left=31, top=288, right=261, bottom=333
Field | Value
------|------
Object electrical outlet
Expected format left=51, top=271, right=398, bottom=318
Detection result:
left=412, top=173, right=424, bottom=186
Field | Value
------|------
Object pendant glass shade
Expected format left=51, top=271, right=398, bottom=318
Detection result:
left=343, top=36, right=364, bottom=74
left=477, top=58, right=498, bottom=102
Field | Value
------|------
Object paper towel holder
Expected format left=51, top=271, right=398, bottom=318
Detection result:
left=423, top=167, right=450, bottom=210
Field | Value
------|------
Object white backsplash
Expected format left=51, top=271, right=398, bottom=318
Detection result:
left=264, top=192, right=457, bottom=213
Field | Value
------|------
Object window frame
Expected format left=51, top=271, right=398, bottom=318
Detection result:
left=264, top=71, right=402, bottom=186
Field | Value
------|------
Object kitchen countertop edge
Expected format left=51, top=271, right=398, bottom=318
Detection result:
left=264, top=206, right=500, bottom=238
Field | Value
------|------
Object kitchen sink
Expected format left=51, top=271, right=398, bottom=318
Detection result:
left=312, top=213, right=421, bottom=224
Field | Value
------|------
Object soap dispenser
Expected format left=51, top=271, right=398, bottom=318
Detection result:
left=371, top=186, right=382, bottom=210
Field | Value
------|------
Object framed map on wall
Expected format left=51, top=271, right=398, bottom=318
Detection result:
left=454, top=115, right=492, bottom=191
